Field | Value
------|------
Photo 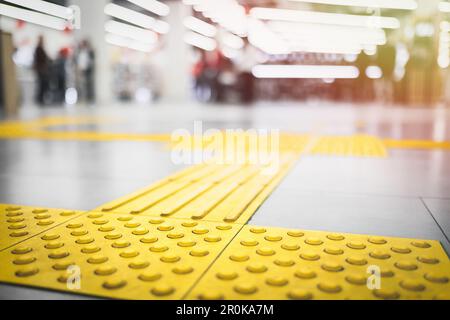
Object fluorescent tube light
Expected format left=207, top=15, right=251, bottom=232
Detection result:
left=104, top=3, right=169, bottom=34
left=184, top=31, right=217, bottom=51
left=250, top=7, right=400, bottom=29
left=127, top=0, right=170, bottom=17
left=183, top=16, right=217, bottom=37
left=0, top=3, right=66, bottom=30
left=252, top=64, right=360, bottom=79
left=289, top=0, right=417, bottom=11
left=4, top=0, right=73, bottom=20
left=105, top=20, right=158, bottom=45
left=105, top=33, right=155, bottom=53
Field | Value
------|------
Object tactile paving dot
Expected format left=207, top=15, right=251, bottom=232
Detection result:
left=187, top=226, right=450, bottom=300
left=0, top=204, right=85, bottom=251
left=0, top=213, right=241, bottom=299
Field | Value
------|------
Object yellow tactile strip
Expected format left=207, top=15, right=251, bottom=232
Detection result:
left=188, top=226, right=450, bottom=300
left=0, top=204, right=85, bottom=252
left=2, top=116, right=450, bottom=152
left=311, top=135, right=387, bottom=158
left=383, top=139, right=450, bottom=150
left=0, top=116, right=171, bottom=143
left=96, top=153, right=299, bottom=225
left=0, top=213, right=242, bottom=300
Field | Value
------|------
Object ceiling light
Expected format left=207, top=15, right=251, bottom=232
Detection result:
left=184, top=31, right=217, bottom=51
left=289, top=0, right=417, bottom=11
left=0, top=3, right=66, bottom=30
left=252, top=64, right=360, bottom=79
left=105, top=33, right=155, bottom=52
left=4, top=0, right=74, bottom=20
left=250, top=7, right=400, bottom=29
left=104, top=3, right=169, bottom=34
left=105, top=20, right=158, bottom=45
left=127, top=0, right=170, bottom=17
left=183, top=16, right=217, bottom=37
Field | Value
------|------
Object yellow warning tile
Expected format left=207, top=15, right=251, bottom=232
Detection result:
left=0, top=213, right=241, bottom=300
left=383, top=139, right=450, bottom=151
left=188, top=226, right=450, bottom=300
left=311, top=135, right=387, bottom=158
left=96, top=154, right=298, bottom=224
left=0, top=204, right=85, bottom=251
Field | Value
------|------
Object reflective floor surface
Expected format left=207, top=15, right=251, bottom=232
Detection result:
left=0, top=102, right=449, bottom=299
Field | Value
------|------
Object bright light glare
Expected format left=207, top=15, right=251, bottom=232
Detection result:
left=127, top=0, right=170, bottom=17
left=184, top=31, right=217, bottom=51
left=65, top=88, right=78, bottom=105
left=289, top=0, right=417, bottom=10
left=105, top=20, right=158, bottom=45
left=268, top=21, right=386, bottom=46
left=415, top=23, right=435, bottom=37
left=4, top=0, right=74, bottom=20
left=104, top=3, right=170, bottom=34
left=365, top=66, right=383, bottom=79
left=248, top=18, right=291, bottom=55
left=221, top=32, right=245, bottom=50
left=183, top=16, right=217, bottom=37
left=191, top=0, right=247, bottom=36
left=105, top=33, right=155, bottom=53
left=439, top=1, right=450, bottom=13
left=441, top=21, right=450, bottom=32
left=0, top=3, right=66, bottom=30
left=250, top=7, right=400, bottom=29
left=252, top=64, right=360, bottom=79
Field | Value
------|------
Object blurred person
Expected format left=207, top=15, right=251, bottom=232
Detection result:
left=192, top=50, right=210, bottom=102
left=192, top=49, right=224, bottom=102
left=236, top=40, right=258, bottom=104
left=53, top=48, right=70, bottom=104
left=76, top=39, right=95, bottom=104
left=33, top=35, right=50, bottom=106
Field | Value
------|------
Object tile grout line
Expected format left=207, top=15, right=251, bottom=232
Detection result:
left=181, top=151, right=306, bottom=299
left=181, top=222, right=246, bottom=300
left=420, top=197, right=450, bottom=250
left=0, top=211, right=88, bottom=253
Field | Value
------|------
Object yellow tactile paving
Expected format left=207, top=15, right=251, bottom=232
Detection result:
left=96, top=153, right=299, bottom=224
left=0, top=204, right=85, bottom=251
left=2, top=116, right=450, bottom=152
left=0, top=116, right=171, bottom=142
left=0, top=213, right=242, bottom=300
left=1, top=119, right=450, bottom=300
left=188, top=226, right=450, bottom=300
left=383, top=139, right=450, bottom=150
left=311, top=135, right=388, bottom=157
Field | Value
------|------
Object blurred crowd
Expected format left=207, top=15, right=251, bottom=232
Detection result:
left=32, top=36, right=95, bottom=106
left=190, top=34, right=448, bottom=107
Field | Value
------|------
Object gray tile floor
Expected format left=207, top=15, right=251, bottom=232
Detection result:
left=0, top=103, right=449, bottom=299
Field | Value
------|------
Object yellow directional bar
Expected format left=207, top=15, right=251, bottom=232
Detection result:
left=97, top=153, right=299, bottom=224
